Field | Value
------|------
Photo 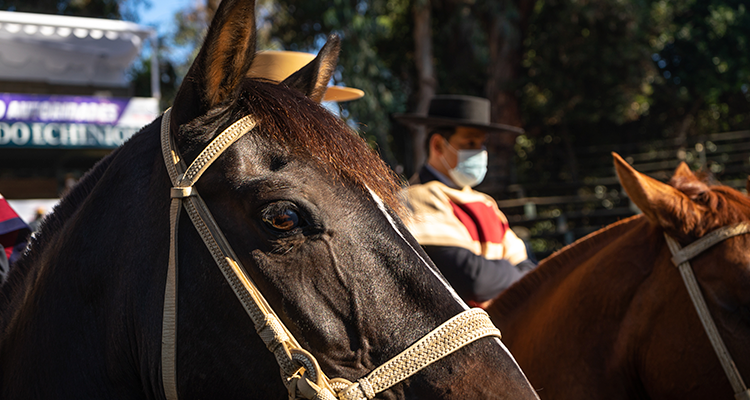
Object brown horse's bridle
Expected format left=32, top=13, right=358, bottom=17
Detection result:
left=158, top=108, right=503, bottom=400
left=664, top=222, right=750, bottom=400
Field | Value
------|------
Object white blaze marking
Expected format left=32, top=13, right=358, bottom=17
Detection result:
left=367, top=188, right=468, bottom=310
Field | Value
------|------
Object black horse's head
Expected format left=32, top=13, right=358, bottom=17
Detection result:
left=0, top=0, right=538, bottom=398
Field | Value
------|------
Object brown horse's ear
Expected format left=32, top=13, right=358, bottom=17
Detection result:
left=170, top=0, right=257, bottom=130
left=673, top=161, right=693, bottom=180
left=613, top=152, right=701, bottom=234
left=281, top=35, right=340, bottom=102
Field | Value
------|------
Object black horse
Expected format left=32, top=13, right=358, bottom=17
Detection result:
left=0, top=1, right=538, bottom=398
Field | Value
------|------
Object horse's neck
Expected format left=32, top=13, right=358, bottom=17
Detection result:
left=0, top=123, right=167, bottom=397
left=0, top=154, right=109, bottom=312
left=490, top=215, right=655, bottom=320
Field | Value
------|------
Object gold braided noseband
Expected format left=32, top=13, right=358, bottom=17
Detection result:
left=159, top=108, right=503, bottom=400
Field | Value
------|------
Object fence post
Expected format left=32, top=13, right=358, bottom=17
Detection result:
left=524, top=202, right=537, bottom=220
left=556, top=214, right=574, bottom=244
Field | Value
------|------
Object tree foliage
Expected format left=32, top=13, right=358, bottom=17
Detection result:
left=264, top=0, right=510, bottom=173
left=644, top=0, right=750, bottom=138
left=264, top=0, right=414, bottom=168
left=7, top=0, right=748, bottom=190
left=515, top=0, right=750, bottom=186
left=260, top=0, right=750, bottom=190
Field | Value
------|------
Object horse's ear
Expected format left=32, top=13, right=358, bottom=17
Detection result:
left=170, top=0, right=257, bottom=129
left=673, top=161, right=694, bottom=180
left=281, top=35, right=340, bottom=102
left=613, top=152, right=701, bottom=234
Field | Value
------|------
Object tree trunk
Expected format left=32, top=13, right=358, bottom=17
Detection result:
left=676, top=99, right=703, bottom=145
left=486, top=14, right=522, bottom=127
left=411, top=0, right=437, bottom=174
left=480, top=0, right=533, bottom=197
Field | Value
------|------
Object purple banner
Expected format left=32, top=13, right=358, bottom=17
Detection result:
left=0, top=94, right=159, bottom=149
left=0, top=93, right=130, bottom=125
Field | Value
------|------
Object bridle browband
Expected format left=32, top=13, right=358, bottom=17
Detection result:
left=158, top=108, right=503, bottom=400
left=664, top=222, right=750, bottom=400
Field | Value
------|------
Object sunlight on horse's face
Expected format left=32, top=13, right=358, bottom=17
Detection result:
left=183, top=100, right=451, bottom=380
left=149, top=40, right=537, bottom=392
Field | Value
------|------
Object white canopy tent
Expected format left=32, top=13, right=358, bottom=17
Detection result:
left=0, top=11, right=158, bottom=97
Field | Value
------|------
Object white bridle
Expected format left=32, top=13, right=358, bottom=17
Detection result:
left=664, top=222, right=750, bottom=400
left=158, top=108, right=504, bottom=400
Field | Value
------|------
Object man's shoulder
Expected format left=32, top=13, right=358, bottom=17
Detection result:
left=406, top=180, right=452, bottom=207
left=407, top=180, right=497, bottom=206
left=409, top=165, right=437, bottom=185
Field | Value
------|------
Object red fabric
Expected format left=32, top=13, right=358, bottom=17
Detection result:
left=449, top=200, right=508, bottom=244
left=0, top=197, right=18, bottom=222
left=0, top=197, right=30, bottom=263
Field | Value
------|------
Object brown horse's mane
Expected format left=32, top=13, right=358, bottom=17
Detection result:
left=668, top=172, right=750, bottom=237
left=0, top=137, right=123, bottom=318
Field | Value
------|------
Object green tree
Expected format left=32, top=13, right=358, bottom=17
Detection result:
left=129, top=0, right=750, bottom=193
left=265, top=0, right=413, bottom=169
left=513, top=0, right=750, bottom=188
left=262, top=0, right=749, bottom=192
left=513, top=0, right=656, bottom=183
left=645, top=0, right=750, bottom=139
left=128, top=40, right=179, bottom=110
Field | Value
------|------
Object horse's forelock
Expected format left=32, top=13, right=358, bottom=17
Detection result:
left=227, top=79, right=407, bottom=218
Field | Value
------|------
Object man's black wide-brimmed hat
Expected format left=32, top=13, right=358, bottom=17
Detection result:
left=394, top=95, right=524, bottom=134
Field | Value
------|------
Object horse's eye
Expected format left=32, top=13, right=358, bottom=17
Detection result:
left=262, top=207, right=301, bottom=231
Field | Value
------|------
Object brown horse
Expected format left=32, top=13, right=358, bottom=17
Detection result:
left=488, top=153, right=750, bottom=399
left=0, top=0, right=539, bottom=398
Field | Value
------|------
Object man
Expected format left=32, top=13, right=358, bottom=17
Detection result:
left=396, top=95, right=536, bottom=308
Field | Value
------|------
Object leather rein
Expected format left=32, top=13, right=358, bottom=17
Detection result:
left=158, top=109, right=503, bottom=400
left=664, top=222, right=750, bottom=400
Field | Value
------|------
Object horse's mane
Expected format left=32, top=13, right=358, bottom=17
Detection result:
left=180, top=79, right=407, bottom=218
left=668, top=172, right=750, bottom=237
left=0, top=126, right=150, bottom=318
left=30, top=155, right=115, bottom=253
left=491, top=214, right=645, bottom=317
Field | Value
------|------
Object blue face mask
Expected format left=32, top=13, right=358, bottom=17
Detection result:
left=442, top=140, right=488, bottom=188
